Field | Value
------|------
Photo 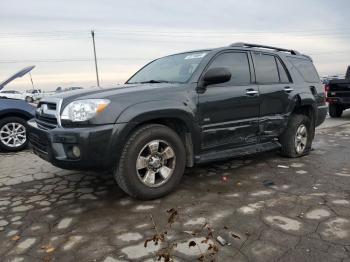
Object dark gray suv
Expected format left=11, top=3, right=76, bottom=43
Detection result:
left=28, top=43, right=327, bottom=199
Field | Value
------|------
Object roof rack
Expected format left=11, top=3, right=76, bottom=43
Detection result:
left=230, top=42, right=301, bottom=55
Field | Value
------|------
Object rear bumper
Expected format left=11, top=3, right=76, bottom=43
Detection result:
left=316, top=105, right=327, bottom=127
left=326, top=96, right=350, bottom=105
left=27, top=119, right=122, bottom=170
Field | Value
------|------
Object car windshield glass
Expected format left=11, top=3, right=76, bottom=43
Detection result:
left=127, top=51, right=208, bottom=84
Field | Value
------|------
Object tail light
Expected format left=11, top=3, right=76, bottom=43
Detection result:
left=324, top=84, right=330, bottom=100
left=325, top=84, right=330, bottom=92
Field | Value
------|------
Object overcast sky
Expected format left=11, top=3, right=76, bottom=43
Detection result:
left=0, top=0, right=349, bottom=91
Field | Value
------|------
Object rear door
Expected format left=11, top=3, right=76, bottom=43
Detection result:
left=198, top=51, right=260, bottom=150
left=252, top=52, right=293, bottom=142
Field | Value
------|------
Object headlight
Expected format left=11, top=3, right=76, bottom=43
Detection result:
left=61, top=99, right=110, bottom=122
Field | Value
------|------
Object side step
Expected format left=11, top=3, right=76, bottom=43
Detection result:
left=195, top=141, right=281, bottom=164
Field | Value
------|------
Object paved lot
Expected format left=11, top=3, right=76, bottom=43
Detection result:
left=0, top=117, right=350, bottom=261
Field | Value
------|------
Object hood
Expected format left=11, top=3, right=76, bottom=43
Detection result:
left=0, top=65, right=35, bottom=91
left=52, top=83, right=182, bottom=101
left=43, top=83, right=190, bottom=111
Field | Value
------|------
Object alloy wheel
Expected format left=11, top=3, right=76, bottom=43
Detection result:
left=136, top=140, right=176, bottom=187
left=295, top=124, right=307, bottom=154
left=0, top=122, right=27, bottom=148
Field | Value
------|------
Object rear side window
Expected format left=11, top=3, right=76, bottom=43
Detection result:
left=207, top=52, right=251, bottom=85
left=288, top=57, right=320, bottom=83
left=253, top=53, right=279, bottom=84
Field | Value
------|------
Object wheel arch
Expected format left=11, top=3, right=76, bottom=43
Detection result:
left=0, top=110, right=33, bottom=122
left=130, top=117, right=195, bottom=167
left=291, top=94, right=317, bottom=121
left=288, top=94, right=317, bottom=141
left=111, top=109, right=199, bottom=168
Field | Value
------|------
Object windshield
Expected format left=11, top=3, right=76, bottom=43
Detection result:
left=127, top=51, right=208, bottom=84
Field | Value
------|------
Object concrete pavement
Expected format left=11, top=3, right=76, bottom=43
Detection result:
left=0, top=118, right=350, bottom=261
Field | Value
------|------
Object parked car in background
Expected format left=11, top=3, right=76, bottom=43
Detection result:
left=0, top=90, right=25, bottom=100
left=64, top=87, right=83, bottom=92
left=325, top=66, right=350, bottom=117
left=0, top=66, right=36, bottom=151
left=321, top=75, right=346, bottom=85
left=24, top=89, right=43, bottom=102
left=28, top=43, right=327, bottom=199
left=55, top=86, right=84, bottom=93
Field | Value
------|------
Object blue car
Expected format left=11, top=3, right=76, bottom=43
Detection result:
left=0, top=66, right=36, bottom=151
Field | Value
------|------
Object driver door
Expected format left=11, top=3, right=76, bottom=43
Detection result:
left=198, top=51, right=260, bottom=151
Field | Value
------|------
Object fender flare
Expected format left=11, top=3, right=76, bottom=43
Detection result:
left=0, top=108, right=34, bottom=120
left=290, top=93, right=317, bottom=117
left=107, top=100, right=200, bottom=167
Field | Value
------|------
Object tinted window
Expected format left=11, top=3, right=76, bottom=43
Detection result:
left=288, top=57, right=320, bottom=83
left=207, top=52, right=251, bottom=85
left=254, top=53, right=279, bottom=83
left=276, top=58, right=290, bottom=83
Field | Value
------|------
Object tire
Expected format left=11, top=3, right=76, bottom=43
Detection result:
left=114, top=124, right=186, bottom=200
left=279, top=114, right=312, bottom=158
left=329, top=104, right=343, bottom=118
left=0, top=117, right=29, bottom=152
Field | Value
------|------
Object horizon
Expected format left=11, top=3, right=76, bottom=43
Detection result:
left=0, top=0, right=349, bottom=91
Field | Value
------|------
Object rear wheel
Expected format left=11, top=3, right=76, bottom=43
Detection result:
left=0, top=117, right=29, bottom=152
left=114, top=124, right=186, bottom=200
left=279, top=114, right=312, bottom=158
left=329, top=104, right=343, bottom=118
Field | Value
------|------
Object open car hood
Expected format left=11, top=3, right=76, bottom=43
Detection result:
left=0, top=65, right=35, bottom=91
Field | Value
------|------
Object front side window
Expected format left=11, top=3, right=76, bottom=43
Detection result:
left=127, top=51, right=208, bottom=84
left=254, top=53, right=279, bottom=84
left=206, top=52, right=251, bottom=85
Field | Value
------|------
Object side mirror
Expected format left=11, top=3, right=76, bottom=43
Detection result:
left=202, top=67, right=231, bottom=87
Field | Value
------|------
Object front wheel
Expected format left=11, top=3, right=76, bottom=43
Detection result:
left=279, top=114, right=312, bottom=158
left=114, top=124, right=186, bottom=200
left=0, top=117, right=29, bottom=152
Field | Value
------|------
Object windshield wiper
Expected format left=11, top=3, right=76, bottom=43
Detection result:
left=127, top=80, right=180, bottom=84
left=140, top=80, right=169, bottom=84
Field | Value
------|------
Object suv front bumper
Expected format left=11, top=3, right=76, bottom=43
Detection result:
left=27, top=119, right=121, bottom=170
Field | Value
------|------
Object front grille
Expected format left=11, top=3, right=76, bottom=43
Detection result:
left=35, top=102, right=59, bottom=130
left=36, top=118, right=57, bottom=130
left=46, top=103, right=57, bottom=110
left=37, top=115, right=57, bottom=125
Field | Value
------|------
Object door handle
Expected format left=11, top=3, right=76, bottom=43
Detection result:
left=284, top=86, right=294, bottom=93
left=246, top=89, right=259, bottom=96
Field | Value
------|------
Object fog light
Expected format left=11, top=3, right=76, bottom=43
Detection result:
left=72, top=146, right=81, bottom=158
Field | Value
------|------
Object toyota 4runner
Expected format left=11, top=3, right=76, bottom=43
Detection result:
left=28, top=43, right=327, bottom=199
